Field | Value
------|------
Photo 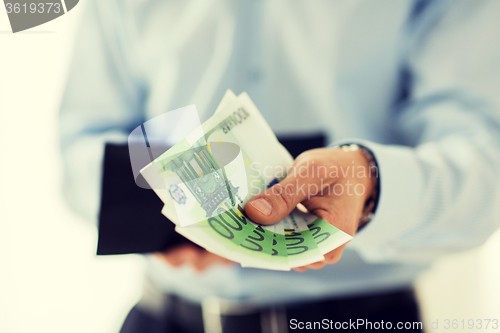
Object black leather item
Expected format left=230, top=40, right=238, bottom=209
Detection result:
left=120, top=289, right=423, bottom=333
left=277, top=133, right=327, bottom=159
left=96, top=134, right=327, bottom=255
left=97, top=143, right=196, bottom=255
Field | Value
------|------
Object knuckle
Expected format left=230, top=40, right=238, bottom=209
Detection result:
left=325, top=256, right=340, bottom=265
left=294, top=267, right=308, bottom=272
left=315, top=208, right=342, bottom=225
left=295, top=150, right=313, bottom=161
left=329, top=256, right=341, bottom=264
left=325, top=250, right=343, bottom=264
left=272, top=183, right=295, bottom=209
left=310, top=262, right=326, bottom=270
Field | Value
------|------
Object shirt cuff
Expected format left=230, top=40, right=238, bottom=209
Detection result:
left=330, top=139, right=424, bottom=263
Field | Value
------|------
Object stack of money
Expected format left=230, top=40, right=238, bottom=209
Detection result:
left=141, top=90, right=352, bottom=270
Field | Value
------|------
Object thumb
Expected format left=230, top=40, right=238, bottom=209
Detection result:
left=244, top=164, right=332, bottom=225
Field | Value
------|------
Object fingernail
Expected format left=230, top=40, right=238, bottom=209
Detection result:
left=250, top=198, right=273, bottom=216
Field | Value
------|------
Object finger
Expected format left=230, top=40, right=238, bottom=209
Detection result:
left=193, top=252, right=233, bottom=272
left=155, top=245, right=200, bottom=267
left=219, top=257, right=236, bottom=265
left=303, top=184, right=364, bottom=236
left=293, top=267, right=309, bottom=272
left=304, top=261, right=327, bottom=270
left=292, top=248, right=345, bottom=272
left=173, top=248, right=200, bottom=267
left=323, top=246, right=345, bottom=264
left=193, top=253, right=215, bottom=272
left=154, top=246, right=183, bottom=266
left=245, top=159, right=335, bottom=225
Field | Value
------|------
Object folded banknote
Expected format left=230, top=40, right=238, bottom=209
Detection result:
left=141, top=90, right=352, bottom=270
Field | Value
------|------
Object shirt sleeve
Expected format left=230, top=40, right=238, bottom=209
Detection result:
left=59, top=1, right=193, bottom=254
left=59, top=0, right=145, bottom=222
left=342, top=0, right=500, bottom=264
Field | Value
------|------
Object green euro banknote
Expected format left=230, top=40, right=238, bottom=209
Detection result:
left=238, top=221, right=289, bottom=270
left=142, top=90, right=352, bottom=270
left=282, top=210, right=325, bottom=268
left=142, top=90, right=293, bottom=227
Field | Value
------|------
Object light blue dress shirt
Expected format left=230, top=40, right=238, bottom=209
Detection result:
left=60, top=0, right=500, bottom=305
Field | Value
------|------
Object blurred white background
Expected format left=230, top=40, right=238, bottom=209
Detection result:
left=0, top=4, right=143, bottom=333
left=0, top=2, right=499, bottom=333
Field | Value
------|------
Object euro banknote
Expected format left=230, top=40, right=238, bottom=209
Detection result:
left=141, top=90, right=352, bottom=270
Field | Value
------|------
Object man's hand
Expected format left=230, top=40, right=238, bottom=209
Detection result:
left=244, top=147, right=376, bottom=272
left=154, top=244, right=234, bottom=272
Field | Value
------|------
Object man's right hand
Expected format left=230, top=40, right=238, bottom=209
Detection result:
left=153, top=244, right=234, bottom=272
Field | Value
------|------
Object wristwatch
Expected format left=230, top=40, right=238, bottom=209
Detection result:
left=334, top=143, right=380, bottom=232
